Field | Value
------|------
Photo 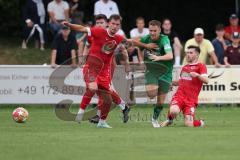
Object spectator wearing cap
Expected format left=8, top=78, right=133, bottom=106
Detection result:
left=130, top=17, right=149, bottom=40
left=224, top=14, right=240, bottom=42
left=51, top=26, right=77, bottom=68
left=47, top=0, right=69, bottom=35
left=162, top=18, right=183, bottom=66
left=212, top=24, right=228, bottom=65
left=94, top=0, right=119, bottom=18
left=183, top=28, right=221, bottom=67
left=224, top=32, right=240, bottom=66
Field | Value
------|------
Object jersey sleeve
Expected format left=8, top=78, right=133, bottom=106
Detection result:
left=116, top=35, right=125, bottom=44
left=139, top=35, right=148, bottom=51
left=63, top=2, right=69, bottom=10
left=199, top=64, right=207, bottom=77
left=224, top=26, right=231, bottom=34
left=51, top=35, right=58, bottom=50
left=47, top=3, right=53, bottom=12
left=88, top=27, right=104, bottom=38
left=162, top=36, right=173, bottom=53
left=206, top=40, right=215, bottom=55
left=70, top=36, right=78, bottom=50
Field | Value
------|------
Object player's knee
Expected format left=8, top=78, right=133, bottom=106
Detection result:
left=88, top=82, right=98, bottom=91
left=147, top=91, right=157, bottom=99
left=169, top=106, right=180, bottom=115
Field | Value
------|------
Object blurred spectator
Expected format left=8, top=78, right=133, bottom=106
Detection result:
left=184, top=28, right=220, bottom=67
left=224, top=14, right=240, bottom=42
left=22, top=0, right=46, bottom=50
left=162, top=18, right=182, bottom=66
left=212, top=24, right=228, bottom=65
left=224, top=32, right=240, bottom=66
left=94, top=0, right=119, bottom=18
left=69, top=0, right=84, bottom=24
left=116, top=26, right=126, bottom=37
left=51, top=26, right=77, bottom=68
left=47, top=0, right=69, bottom=35
left=130, top=17, right=149, bottom=40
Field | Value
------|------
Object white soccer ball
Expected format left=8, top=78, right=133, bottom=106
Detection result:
left=12, top=107, right=29, bottom=123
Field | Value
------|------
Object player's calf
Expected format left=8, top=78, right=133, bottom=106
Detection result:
left=160, top=105, right=180, bottom=127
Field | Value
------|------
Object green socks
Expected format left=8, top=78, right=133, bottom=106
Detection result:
left=153, top=104, right=163, bottom=120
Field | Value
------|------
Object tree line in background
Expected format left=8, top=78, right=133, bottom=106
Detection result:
left=0, top=0, right=236, bottom=40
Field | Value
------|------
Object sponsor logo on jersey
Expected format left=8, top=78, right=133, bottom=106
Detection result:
left=180, top=71, right=192, bottom=80
left=101, top=40, right=117, bottom=54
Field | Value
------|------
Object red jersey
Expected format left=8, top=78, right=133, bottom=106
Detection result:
left=87, top=27, right=124, bottom=64
left=175, top=62, right=207, bottom=103
left=224, top=26, right=240, bottom=35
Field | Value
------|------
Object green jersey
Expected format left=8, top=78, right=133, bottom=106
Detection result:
left=140, top=34, right=173, bottom=86
left=141, top=34, right=173, bottom=69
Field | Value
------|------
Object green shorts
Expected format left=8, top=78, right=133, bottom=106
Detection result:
left=144, top=62, right=172, bottom=93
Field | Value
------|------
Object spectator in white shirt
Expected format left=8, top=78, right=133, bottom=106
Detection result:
left=130, top=17, right=149, bottom=40
left=116, top=27, right=126, bottom=38
left=47, top=0, right=69, bottom=35
left=94, top=0, right=119, bottom=19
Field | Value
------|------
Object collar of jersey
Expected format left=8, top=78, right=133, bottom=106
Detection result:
left=107, top=29, right=115, bottom=38
left=188, top=62, right=200, bottom=66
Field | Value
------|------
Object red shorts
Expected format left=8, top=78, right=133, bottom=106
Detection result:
left=83, top=64, right=112, bottom=91
left=170, top=94, right=197, bottom=116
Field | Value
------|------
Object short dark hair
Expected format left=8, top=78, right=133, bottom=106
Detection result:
left=162, top=18, right=172, bottom=24
left=95, top=14, right=108, bottom=22
left=215, top=24, right=225, bottom=31
left=136, top=17, right=145, bottom=23
left=149, top=20, right=161, bottom=28
left=109, top=14, right=122, bottom=22
left=187, top=45, right=201, bottom=54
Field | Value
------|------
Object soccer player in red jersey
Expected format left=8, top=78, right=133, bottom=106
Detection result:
left=63, top=14, right=157, bottom=128
left=161, top=45, right=209, bottom=127
left=79, top=14, right=130, bottom=124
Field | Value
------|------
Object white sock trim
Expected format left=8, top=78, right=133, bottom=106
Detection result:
left=78, top=108, right=85, bottom=114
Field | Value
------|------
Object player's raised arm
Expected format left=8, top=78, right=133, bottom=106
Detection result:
left=62, top=21, right=88, bottom=33
left=128, top=39, right=158, bottom=50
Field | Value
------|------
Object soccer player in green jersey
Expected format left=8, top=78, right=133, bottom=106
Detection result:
left=140, top=20, right=174, bottom=128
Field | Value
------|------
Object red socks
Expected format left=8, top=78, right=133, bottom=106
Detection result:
left=80, top=89, right=95, bottom=110
left=193, top=120, right=201, bottom=127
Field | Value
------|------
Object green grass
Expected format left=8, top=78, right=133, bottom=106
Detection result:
left=0, top=38, right=50, bottom=64
left=0, top=105, right=240, bottom=160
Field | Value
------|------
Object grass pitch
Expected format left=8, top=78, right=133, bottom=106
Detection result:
left=0, top=105, right=240, bottom=160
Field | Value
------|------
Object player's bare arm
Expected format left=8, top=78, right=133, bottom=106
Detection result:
left=210, top=51, right=221, bottom=68
left=129, top=39, right=158, bottom=50
left=62, top=21, right=88, bottom=33
left=71, top=50, right=77, bottom=68
left=51, top=50, right=57, bottom=68
left=149, top=52, right=173, bottom=61
left=224, top=57, right=231, bottom=68
left=189, top=72, right=209, bottom=84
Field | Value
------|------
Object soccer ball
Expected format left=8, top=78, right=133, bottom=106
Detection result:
left=12, top=107, right=29, bottom=123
